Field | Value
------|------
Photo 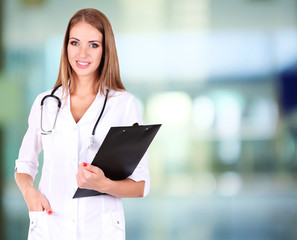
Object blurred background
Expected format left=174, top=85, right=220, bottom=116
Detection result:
left=0, top=0, right=297, bottom=239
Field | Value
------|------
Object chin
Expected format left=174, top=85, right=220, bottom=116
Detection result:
left=76, top=71, right=97, bottom=78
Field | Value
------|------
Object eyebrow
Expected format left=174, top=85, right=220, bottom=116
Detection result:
left=69, top=37, right=102, bottom=44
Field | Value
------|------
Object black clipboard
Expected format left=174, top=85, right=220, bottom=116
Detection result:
left=73, top=123, right=161, bottom=198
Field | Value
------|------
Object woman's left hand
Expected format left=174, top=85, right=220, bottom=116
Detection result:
left=76, top=162, right=110, bottom=193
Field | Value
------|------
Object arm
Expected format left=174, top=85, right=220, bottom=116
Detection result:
left=15, top=94, right=52, bottom=214
left=15, top=170, right=52, bottom=214
left=76, top=163, right=145, bottom=198
left=76, top=93, right=150, bottom=198
left=117, top=94, right=150, bottom=196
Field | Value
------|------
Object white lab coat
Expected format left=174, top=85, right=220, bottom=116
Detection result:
left=15, top=87, right=150, bottom=240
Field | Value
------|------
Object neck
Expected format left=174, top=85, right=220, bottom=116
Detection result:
left=71, top=74, right=98, bottom=96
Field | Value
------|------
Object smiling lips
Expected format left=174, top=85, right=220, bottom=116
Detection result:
left=76, top=61, right=90, bottom=69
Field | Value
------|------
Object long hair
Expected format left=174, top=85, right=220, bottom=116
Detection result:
left=54, top=8, right=125, bottom=96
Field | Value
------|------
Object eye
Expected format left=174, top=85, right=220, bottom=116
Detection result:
left=90, top=43, right=99, bottom=48
left=69, top=41, right=79, bottom=46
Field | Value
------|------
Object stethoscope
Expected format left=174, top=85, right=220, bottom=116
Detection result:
left=40, top=84, right=109, bottom=148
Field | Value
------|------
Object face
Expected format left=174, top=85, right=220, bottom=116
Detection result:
left=67, top=21, right=103, bottom=80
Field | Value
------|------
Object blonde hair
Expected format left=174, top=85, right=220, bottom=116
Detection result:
left=54, top=8, right=125, bottom=96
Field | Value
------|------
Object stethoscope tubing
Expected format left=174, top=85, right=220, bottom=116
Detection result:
left=92, top=89, right=109, bottom=135
left=41, top=84, right=62, bottom=108
left=40, top=84, right=62, bottom=135
left=40, top=84, right=109, bottom=143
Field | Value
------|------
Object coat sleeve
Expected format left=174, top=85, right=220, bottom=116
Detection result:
left=15, top=95, right=43, bottom=180
left=121, top=94, right=150, bottom=197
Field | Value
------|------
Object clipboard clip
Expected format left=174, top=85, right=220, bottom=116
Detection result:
left=132, top=122, right=150, bottom=131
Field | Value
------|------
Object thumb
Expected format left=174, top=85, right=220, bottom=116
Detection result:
left=82, top=162, right=99, bottom=174
left=41, top=196, right=53, bottom=215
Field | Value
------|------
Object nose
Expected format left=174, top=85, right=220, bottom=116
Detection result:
left=79, top=46, right=88, bottom=58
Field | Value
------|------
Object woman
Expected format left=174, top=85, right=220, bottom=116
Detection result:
left=15, top=8, right=149, bottom=240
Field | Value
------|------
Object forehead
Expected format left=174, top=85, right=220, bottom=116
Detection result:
left=69, top=22, right=103, bottom=40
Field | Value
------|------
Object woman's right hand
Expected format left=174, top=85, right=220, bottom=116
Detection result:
left=24, top=187, right=53, bottom=215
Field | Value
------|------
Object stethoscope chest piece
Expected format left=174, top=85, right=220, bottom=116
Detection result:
left=87, top=135, right=96, bottom=149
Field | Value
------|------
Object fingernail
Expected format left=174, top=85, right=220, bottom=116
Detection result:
left=48, top=210, right=53, bottom=215
left=83, top=162, right=87, bottom=167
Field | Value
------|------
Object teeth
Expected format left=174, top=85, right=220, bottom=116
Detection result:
left=77, top=61, right=89, bottom=66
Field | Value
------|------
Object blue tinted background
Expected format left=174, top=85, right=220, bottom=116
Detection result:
left=0, top=0, right=297, bottom=239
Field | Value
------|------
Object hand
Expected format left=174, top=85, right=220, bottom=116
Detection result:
left=24, top=187, right=53, bottom=215
left=76, top=162, right=110, bottom=193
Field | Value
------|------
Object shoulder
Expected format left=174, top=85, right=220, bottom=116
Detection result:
left=109, top=89, right=135, bottom=99
left=107, top=89, right=141, bottom=114
left=107, top=89, right=143, bottom=124
left=108, top=89, right=137, bottom=103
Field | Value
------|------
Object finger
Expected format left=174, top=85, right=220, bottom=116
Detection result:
left=78, top=164, right=90, bottom=180
left=76, top=171, right=86, bottom=187
left=41, top=196, right=53, bottom=215
left=76, top=165, right=91, bottom=187
left=77, top=164, right=84, bottom=177
left=80, top=164, right=92, bottom=178
left=82, top=162, right=102, bottom=174
left=28, top=204, right=44, bottom=212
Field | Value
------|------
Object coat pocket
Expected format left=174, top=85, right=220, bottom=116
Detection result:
left=28, top=211, right=49, bottom=240
left=102, top=211, right=125, bottom=240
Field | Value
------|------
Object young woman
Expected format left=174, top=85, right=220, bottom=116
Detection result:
left=15, top=8, right=149, bottom=240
